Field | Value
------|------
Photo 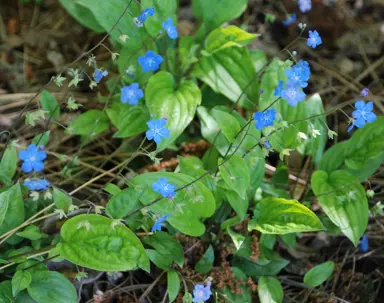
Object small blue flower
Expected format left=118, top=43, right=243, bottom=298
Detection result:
left=263, top=140, right=271, bottom=150
left=151, top=214, right=171, bottom=232
left=192, top=283, right=212, bottom=303
left=283, top=13, right=296, bottom=26
left=253, top=109, right=276, bottom=131
left=274, top=80, right=285, bottom=97
left=307, top=30, right=322, bottom=48
left=281, top=84, right=306, bottom=106
left=94, top=69, right=108, bottom=83
left=286, top=66, right=308, bottom=88
left=162, top=18, right=178, bottom=40
left=24, top=179, right=50, bottom=191
left=135, top=6, right=155, bottom=27
left=152, top=177, right=177, bottom=199
left=299, top=0, right=312, bottom=13
left=361, top=88, right=369, bottom=97
left=121, top=83, right=144, bottom=105
left=359, top=235, right=368, bottom=253
left=348, top=101, right=377, bottom=132
left=19, top=144, right=47, bottom=173
left=138, top=51, right=164, bottom=72
left=146, top=118, right=170, bottom=144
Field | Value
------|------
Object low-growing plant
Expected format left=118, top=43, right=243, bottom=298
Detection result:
left=0, top=0, right=381, bottom=302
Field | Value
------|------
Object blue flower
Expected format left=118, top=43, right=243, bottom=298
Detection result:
left=263, top=140, right=271, bottom=150
left=162, top=18, right=178, bottom=40
left=307, top=30, right=322, bottom=48
left=288, top=60, right=311, bottom=86
left=151, top=214, right=171, bottom=232
left=135, top=6, right=155, bottom=27
left=94, top=69, right=108, bottom=83
left=152, top=177, right=177, bottom=199
left=348, top=101, right=377, bottom=132
left=361, top=88, right=369, bottom=97
left=19, top=144, right=47, bottom=173
left=24, top=179, right=50, bottom=191
left=283, top=13, right=296, bottom=26
left=281, top=84, right=306, bottom=106
left=359, top=235, right=368, bottom=253
left=146, top=118, right=170, bottom=144
left=192, top=283, right=212, bottom=303
left=274, top=80, right=285, bottom=97
left=138, top=51, right=164, bottom=72
left=121, top=83, right=144, bottom=105
left=253, top=109, right=276, bottom=131
left=299, top=0, right=312, bottom=13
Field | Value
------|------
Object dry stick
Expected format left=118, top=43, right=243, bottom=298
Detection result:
left=139, top=270, right=166, bottom=302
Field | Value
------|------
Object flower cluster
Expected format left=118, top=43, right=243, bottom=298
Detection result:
left=18, top=144, right=50, bottom=191
left=275, top=60, right=311, bottom=106
left=348, top=101, right=377, bottom=132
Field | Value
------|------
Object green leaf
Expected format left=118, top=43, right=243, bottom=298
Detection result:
left=68, top=110, right=109, bottom=136
left=144, top=231, right=184, bottom=267
left=210, top=107, right=241, bottom=142
left=104, top=183, right=121, bottom=196
left=317, top=141, right=347, bottom=173
left=344, top=117, right=384, bottom=170
left=182, top=293, right=193, bottom=303
left=0, top=146, right=17, bottom=185
left=304, top=261, right=334, bottom=288
left=27, top=271, right=77, bottom=303
left=145, top=72, right=201, bottom=151
left=227, top=228, right=246, bottom=250
left=0, top=281, right=12, bottom=303
left=167, top=271, right=180, bottom=303
left=219, top=154, right=250, bottom=199
left=53, top=188, right=72, bottom=212
left=16, top=225, right=46, bottom=241
left=222, top=188, right=248, bottom=220
left=40, top=90, right=60, bottom=119
left=12, top=270, right=32, bottom=297
left=346, top=152, right=384, bottom=181
left=193, top=47, right=259, bottom=109
left=281, top=233, right=296, bottom=249
left=146, top=249, right=173, bottom=270
left=106, top=187, right=141, bottom=219
left=32, top=131, right=50, bottom=147
left=248, top=197, right=324, bottom=234
left=311, top=170, right=368, bottom=246
left=258, top=276, right=283, bottom=303
left=15, top=290, right=37, bottom=303
left=250, top=50, right=268, bottom=72
left=130, top=172, right=216, bottom=236
left=0, top=184, right=24, bottom=236
left=106, top=103, right=150, bottom=138
left=58, top=0, right=104, bottom=32
left=205, top=25, right=258, bottom=54
left=192, top=0, right=247, bottom=32
left=232, top=256, right=289, bottom=278
left=142, top=0, right=177, bottom=36
left=56, top=214, right=150, bottom=272
left=178, top=156, right=215, bottom=192
left=195, top=245, right=214, bottom=274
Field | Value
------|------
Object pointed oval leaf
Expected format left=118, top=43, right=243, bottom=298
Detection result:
left=167, top=270, right=180, bottom=303
left=311, top=170, right=368, bottom=245
left=106, top=187, right=142, bottom=219
left=258, top=276, right=283, bottom=303
left=195, top=245, right=214, bottom=274
left=0, top=184, right=24, bottom=235
left=68, top=110, right=109, bottom=136
left=210, top=108, right=241, bottom=142
left=145, top=72, right=201, bottom=151
left=304, top=261, right=334, bottom=288
left=40, top=90, right=60, bottom=119
left=56, top=214, right=149, bottom=272
left=27, top=271, right=76, bottom=303
left=12, top=270, right=32, bottom=297
left=0, top=281, right=12, bottom=303
left=248, top=197, right=324, bottom=234
left=0, top=146, right=17, bottom=185
left=130, top=172, right=215, bottom=236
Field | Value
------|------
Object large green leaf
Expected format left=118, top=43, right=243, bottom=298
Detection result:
left=248, top=197, right=324, bottom=234
left=67, top=110, right=109, bottom=136
left=40, top=90, right=60, bottom=120
left=0, top=281, right=12, bottom=303
left=59, top=0, right=104, bottom=32
left=317, top=141, right=347, bottom=173
left=311, top=170, right=368, bottom=246
left=167, top=270, right=180, bottom=303
left=106, top=187, right=141, bottom=219
left=304, top=261, right=334, bottom=288
left=15, top=290, right=37, bottom=303
left=205, top=25, right=258, bottom=54
left=210, top=107, right=241, bottom=142
left=145, top=72, right=201, bottom=151
left=106, top=103, right=150, bottom=138
left=346, top=152, right=384, bottom=181
left=0, top=146, right=17, bottom=185
left=192, top=47, right=259, bottom=109
left=192, top=0, right=247, bottom=32
left=0, top=184, right=24, bottom=236
left=130, top=172, right=215, bottom=236
left=142, top=0, right=177, bottom=36
left=258, top=277, right=283, bottom=303
left=12, top=270, right=32, bottom=297
left=56, top=214, right=149, bottom=272
left=219, top=154, right=250, bottom=200
left=344, top=117, right=384, bottom=170
left=27, top=272, right=77, bottom=303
